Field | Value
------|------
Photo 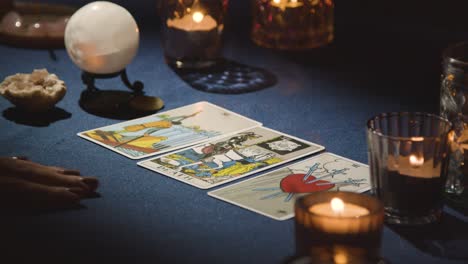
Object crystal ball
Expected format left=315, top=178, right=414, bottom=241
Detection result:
left=64, top=1, right=139, bottom=74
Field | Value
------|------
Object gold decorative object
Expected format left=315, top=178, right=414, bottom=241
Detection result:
left=251, top=0, right=334, bottom=50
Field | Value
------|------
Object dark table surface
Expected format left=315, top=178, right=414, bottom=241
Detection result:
left=1, top=1, right=468, bottom=263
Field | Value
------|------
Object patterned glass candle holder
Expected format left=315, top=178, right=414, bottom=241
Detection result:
left=440, top=41, right=468, bottom=196
left=160, top=0, right=228, bottom=69
left=251, top=0, right=334, bottom=50
left=295, top=191, right=384, bottom=264
left=367, top=112, right=452, bottom=225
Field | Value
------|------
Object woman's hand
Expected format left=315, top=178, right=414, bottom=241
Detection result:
left=0, top=157, right=99, bottom=212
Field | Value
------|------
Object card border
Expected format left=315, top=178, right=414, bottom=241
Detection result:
left=137, top=126, right=325, bottom=189
left=207, top=152, right=371, bottom=221
left=77, top=101, right=262, bottom=160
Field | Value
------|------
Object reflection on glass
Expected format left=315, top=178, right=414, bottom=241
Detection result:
left=440, top=41, right=468, bottom=195
left=252, top=0, right=334, bottom=50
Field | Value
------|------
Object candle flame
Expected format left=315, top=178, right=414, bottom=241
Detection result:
left=409, top=154, right=424, bottom=167
left=192, top=12, right=204, bottom=23
left=330, top=198, right=344, bottom=214
left=448, top=130, right=455, bottom=142
left=273, top=0, right=281, bottom=3
left=333, top=252, right=348, bottom=264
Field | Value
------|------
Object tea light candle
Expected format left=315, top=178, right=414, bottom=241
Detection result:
left=167, top=12, right=217, bottom=32
left=270, top=0, right=303, bottom=10
left=295, top=192, right=384, bottom=263
left=387, top=154, right=438, bottom=178
left=380, top=153, right=445, bottom=224
left=163, top=9, right=222, bottom=68
left=309, top=197, right=370, bottom=218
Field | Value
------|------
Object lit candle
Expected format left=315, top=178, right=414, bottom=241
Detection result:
left=294, top=192, right=384, bottom=263
left=306, top=197, right=371, bottom=234
left=163, top=8, right=222, bottom=68
left=270, top=0, right=304, bottom=11
left=387, top=155, right=439, bottom=178
left=308, top=197, right=370, bottom=218
left=167, top=11, right=217, bottom=32
left=380, top=152, right=445, bottom=223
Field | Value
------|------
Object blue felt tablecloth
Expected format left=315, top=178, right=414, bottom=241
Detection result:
left=1, top=1, right=468, bottom=263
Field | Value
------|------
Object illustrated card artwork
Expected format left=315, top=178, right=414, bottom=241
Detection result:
left=78, top=102, right=262, bottom=159
left=138, top=127, right=325, bottom=189
left=208, top=153, right=371, bottom=220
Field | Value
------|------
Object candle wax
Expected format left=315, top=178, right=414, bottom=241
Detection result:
left=387, top=155, right=440, bottom=178
left=167, top=14, right=217, bottom=31
left=309, top=202, right=370, bottom=218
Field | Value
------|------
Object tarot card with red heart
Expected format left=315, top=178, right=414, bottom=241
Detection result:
left=208, top=152, right=370, bottom=220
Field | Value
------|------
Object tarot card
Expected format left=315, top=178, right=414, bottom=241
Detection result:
left=78, top=102, right=261, bottom=159
left=138, top=127, right=325, bottom=189
left=208, top=153, right=371, bottom=220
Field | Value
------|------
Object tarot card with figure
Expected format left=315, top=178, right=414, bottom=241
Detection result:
left=78, top=102, right=261, bottom=159
left=138, top=127, right=324, bottom=189
left=208, top=152, right=371, bottom=220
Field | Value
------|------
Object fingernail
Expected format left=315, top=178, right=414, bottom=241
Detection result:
left=73, top=177, right=90, bottom=191
left=11, top=156, right=28, bottom=160
left=68, top=187, right=87, bottom=198
left=81, top=177, right=99, bottom=191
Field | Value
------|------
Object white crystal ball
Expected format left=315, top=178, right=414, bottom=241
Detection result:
left=64, top=1, right=139, bottom=74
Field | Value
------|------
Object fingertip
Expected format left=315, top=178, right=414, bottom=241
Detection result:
left=67, top=187, right=88, bottom=198
left=81, top=177, right=99, bottom=191
left=62, top=188, right=81, bottom=203
left=11, top=156, right=29, bottom=161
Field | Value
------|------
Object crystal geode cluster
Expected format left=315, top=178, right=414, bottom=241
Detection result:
left=0, top=69, right=66, bottom=112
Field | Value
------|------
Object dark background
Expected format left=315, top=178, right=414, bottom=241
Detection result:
left=1, top=0, right=468, bottom=263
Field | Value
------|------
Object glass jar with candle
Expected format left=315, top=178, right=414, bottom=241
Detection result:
left=159, top=0, right=228, bottom=69
left=251, top=0, right=334, bottom=50
left=295, top=191, right=384, bottom=264
left=367, top=112, right=452, bottom=225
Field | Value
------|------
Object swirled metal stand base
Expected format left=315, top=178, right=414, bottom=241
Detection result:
left=79, top=69, right=164, bottom=120
left=81, top=69, right=144, bottom=93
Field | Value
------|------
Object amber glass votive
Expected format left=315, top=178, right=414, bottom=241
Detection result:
left=251, top=0, right=334, bottom=50
left=294, top=191, right=384, bottom=264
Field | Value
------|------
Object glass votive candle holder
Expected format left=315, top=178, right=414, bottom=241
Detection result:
left=294, top=191, right=384, bottom=264
left=440, top=41, right=468, bottom=196
left=367, top=112, right=452, bottom=225
left=251, top=0, right=334, bottom=50
left=160, top=0, right=228, bottom=69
